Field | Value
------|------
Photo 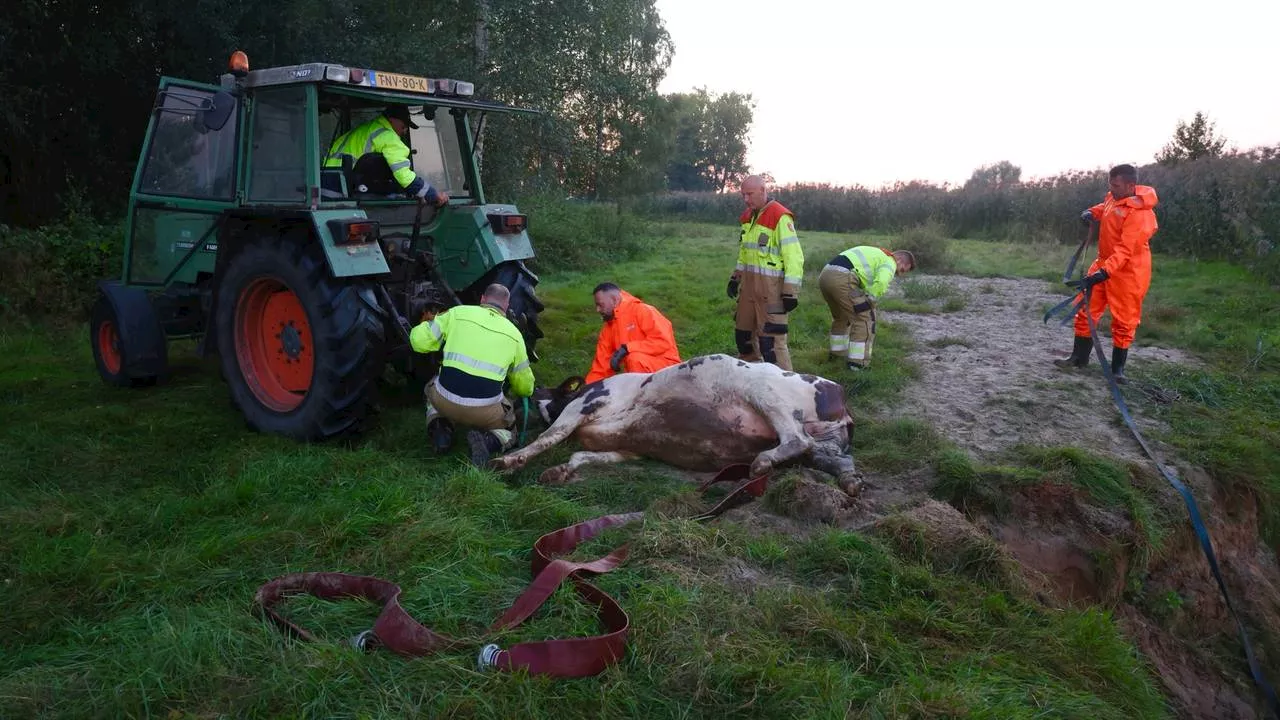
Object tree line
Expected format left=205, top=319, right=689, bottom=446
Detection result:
left=637, top=113, right=1280, bottom=283
left=0, top=0, right=754, bottom=227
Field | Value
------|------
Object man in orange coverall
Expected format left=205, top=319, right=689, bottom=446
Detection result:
left=1054, top=164, right=1158, bottom=384
left=585, top=283, right=682, bottom=384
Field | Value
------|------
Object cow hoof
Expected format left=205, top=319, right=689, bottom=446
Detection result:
left=837, top=473, right=865, bottom=497
left=749, top=459, right=774, bottom=478
left=488, top=455, right=521, bottom=473
left=539, top=465, right=575, bottom=486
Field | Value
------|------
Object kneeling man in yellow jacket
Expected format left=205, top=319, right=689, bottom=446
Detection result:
left=409, top=284, right=535, bottom=466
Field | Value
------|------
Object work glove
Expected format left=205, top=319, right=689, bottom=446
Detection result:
left=420, top=187, right=450, bottom=207
left=610, top=344, right=629, bottom=372
left=726, top=278, right=740, bottom=299
left=782, top=295, right=798, bottom=313
left=1079, top=209, right=1094, bottom=227
left=1067, top=269, right=1109, bottom=291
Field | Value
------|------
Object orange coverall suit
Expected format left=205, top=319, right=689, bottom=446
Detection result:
left=1074, top=185, right=1159, bottom=349
left=586, top=290, right=682, bottom=384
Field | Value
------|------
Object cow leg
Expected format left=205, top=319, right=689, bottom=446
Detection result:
left=806, top=451, right=863, bottom=497
left=489, top=413, right=584, bottom=473
left=540, top=451, right=640, bottom=486
left=808, top=451, right=854, bottom=477
left=748, top=405, right=815, bottom=477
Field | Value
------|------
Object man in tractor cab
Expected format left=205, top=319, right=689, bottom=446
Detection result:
left=409, top=284, right=535, bottom=466
left=324, top=105, right=450, bottom=205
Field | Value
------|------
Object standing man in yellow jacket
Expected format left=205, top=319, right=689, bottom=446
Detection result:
left=409, top=284, right=535, bottom=466
left=727, top=175, right=804, bottom=370
left=818, top=246, right=915, bottom=370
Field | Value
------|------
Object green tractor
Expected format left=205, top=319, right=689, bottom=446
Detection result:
left=90, top=51, right=546, bottom=441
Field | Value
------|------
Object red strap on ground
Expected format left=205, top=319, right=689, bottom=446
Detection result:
left=253, top=464, right=766, bottom=678
left=692, top=463, right=769, bottom=520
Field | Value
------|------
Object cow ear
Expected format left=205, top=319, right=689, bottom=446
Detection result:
left=562, top=376, right=585, bottom=393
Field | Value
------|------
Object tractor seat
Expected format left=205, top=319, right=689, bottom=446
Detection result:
left=319, top=168, right=348, bottom=199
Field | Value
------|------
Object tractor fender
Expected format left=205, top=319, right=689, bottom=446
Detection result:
left=96, top=280, right=169, bottom=380
left=201, top=211, right=390, bottom=360
left=310, top=209, right=390, bottom=278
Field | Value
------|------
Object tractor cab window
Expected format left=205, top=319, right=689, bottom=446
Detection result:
left=138, top=86, right=238, bottom=200
left=407, top=107, right=468, bottom=198
left=248, top=86, right=308, bottom=202
left=317, top=101, right=470, bottom=200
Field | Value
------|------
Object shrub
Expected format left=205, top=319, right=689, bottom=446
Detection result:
left=520, top=195, right=648, bottom=274
left=897, top=220, right=958, bottom=274
left=0, top=199, right=123, bottom=322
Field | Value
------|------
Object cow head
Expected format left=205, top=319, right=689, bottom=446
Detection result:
left=526, top=375, right=589, bottom=427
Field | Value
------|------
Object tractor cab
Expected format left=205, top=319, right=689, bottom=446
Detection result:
left=89, top=51, right=548, bottom=443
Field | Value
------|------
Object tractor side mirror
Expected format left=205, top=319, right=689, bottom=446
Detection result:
left=201, top=91, right=237, bottom=132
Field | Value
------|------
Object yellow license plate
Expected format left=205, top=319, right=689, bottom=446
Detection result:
left=370, top=71, right=432, bottom=93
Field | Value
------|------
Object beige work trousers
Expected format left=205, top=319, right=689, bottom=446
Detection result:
left=818, top=265, right=876, bottom=367
left=425, top=380, right=516, bottom=447
left=733, top=271, right=792, bottom=371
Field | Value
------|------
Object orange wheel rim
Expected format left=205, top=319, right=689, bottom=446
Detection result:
left=234, top=278, right=314, bottom=412
left=98, top=321, right=122, bottom=375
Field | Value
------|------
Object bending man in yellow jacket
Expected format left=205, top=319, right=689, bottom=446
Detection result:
left=818, top=247, right=915, bottom=370
left=727, top=175, right=804, bottom=370
left=409, top=284, right=535, bottom=466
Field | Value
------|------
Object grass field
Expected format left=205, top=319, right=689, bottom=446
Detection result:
left=4, top=219, right=1279, bottom=718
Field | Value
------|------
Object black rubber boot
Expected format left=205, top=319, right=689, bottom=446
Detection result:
left=428, top=418, right=454, bottom=454
left=1054, top=336, right=1093, bottom=369
left=467, top=430, right=504, bottom=467
left=1111, top=347, right=1129, bottom=384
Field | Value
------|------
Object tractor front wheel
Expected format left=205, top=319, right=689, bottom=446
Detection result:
left=90, top=296, right=129, bottom=386
left=214, top=241, right=386, bottom=441
left=89, top=292, right=166, bottom=388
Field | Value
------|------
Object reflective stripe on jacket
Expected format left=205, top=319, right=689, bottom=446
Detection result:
left=829, top=246, right=897, bottom=300
left=409, top=304, right=535, bottom=400
left=737, top=200, right=804, bottom=296
left=324, top=115, right=427, bottom=196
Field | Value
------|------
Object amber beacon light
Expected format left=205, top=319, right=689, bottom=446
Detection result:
left=229, top=51, right=250, bottom=77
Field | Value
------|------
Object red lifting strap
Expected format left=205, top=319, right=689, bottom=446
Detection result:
left=253, top=464, right=765, bottom=678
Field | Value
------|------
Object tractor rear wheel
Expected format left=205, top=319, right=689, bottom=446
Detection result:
left=478, top=261, right=544, bottom=362
left=214, top=240, right=386, bottom=441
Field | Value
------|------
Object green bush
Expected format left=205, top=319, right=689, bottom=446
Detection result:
left=0, top=200, right=123, bottom=322
left=520, top=195, right=649, bottom=274
left=897, top=220, right=958, bottom=274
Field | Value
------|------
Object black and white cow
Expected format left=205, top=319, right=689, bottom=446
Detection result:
left=492, top=354, right=861, bottom=492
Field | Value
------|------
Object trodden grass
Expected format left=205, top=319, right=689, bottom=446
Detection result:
left=0, top=224, right=1188, bottom=718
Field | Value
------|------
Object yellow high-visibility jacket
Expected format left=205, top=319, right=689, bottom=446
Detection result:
left=829, top=246, right=898, bottom=300
left=737, top=200, right=804, bottom=296
left=409, top=304, right=534, bottom=405
left=324, top=116, right=432, bottom=198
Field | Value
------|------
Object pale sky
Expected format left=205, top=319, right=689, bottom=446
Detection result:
left=654, top=0, right=1280, bottom=189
